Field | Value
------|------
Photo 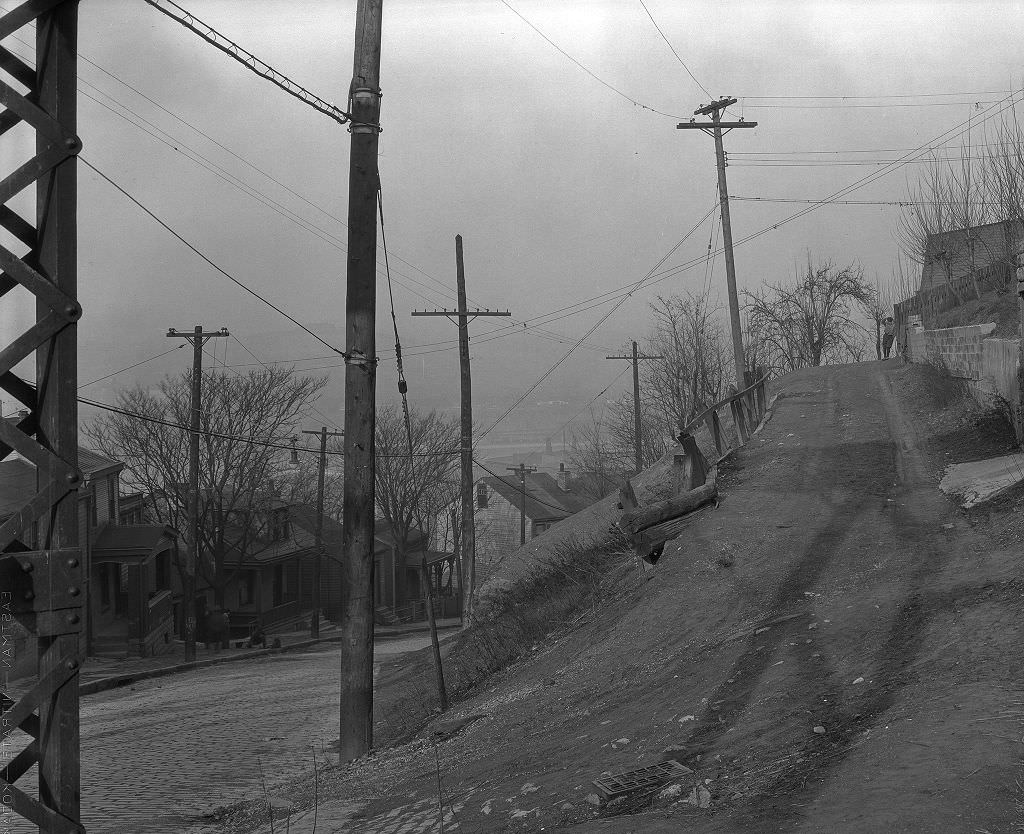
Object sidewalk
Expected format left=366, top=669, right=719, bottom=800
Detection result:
left=8, top=618, right=463, bottom=698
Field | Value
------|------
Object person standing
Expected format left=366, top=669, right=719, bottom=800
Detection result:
left=882, top=316, right=896, bottom=359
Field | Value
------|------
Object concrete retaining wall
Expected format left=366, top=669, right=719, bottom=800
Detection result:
left=907, top=322, right=1021, bottom=439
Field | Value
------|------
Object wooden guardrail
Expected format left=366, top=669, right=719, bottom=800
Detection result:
left=681, top=371, right=770, bottom=459
left=616, top=371, right=771, bottom=571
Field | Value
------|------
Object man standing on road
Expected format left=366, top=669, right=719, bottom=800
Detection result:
left=882, top=316, right=896, bottom=359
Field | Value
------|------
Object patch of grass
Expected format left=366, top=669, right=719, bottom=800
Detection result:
left=377, top=530, right=633, bottom=742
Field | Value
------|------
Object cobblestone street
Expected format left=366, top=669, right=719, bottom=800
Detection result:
left=4, top=635, right=442, bottom=834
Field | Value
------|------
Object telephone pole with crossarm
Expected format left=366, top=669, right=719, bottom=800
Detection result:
left=412, top=235, right=510, bottom=621
left=678, top=97, right=757, bottom=389
left=606, top=341, right=664, bottom=476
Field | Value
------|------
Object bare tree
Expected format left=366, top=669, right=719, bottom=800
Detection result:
left=374, top=403, right=461, bottom=601
left=643, top=293, right=729, bottom=426
left=565, top=407, right=633, bottom=500
left=85, top=367, right=327, bottom=607
left=744, top=257, right=873, bottom=374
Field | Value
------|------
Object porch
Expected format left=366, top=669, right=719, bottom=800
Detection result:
left=90, top=523, right=178, bottom=658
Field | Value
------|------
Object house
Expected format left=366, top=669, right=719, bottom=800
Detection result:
left=210, top=498, right=318, bottom=640
left=0, top=445, right=179, bottom=660
left=919, top=220, right=1023, bottom=294
left=433, top=468, right=591, bottom=588
left=289, top=508, right=459, bottom=625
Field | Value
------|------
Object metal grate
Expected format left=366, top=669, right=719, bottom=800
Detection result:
left=592, top=759, right=694, bottom=799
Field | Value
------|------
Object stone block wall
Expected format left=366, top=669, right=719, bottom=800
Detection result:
left=907, top=322, right=1021, bottom=440
left=907, top=322, right=997, bottom=379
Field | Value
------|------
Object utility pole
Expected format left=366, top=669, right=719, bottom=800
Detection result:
left=507, top=463, right=538, bottom=545
left=606, top=341, right=663, bottom=476
left=301, top=426, right=343, bottom=638
left=1015, top=251, right=1024, bottom=443
left=678, top=97, right=757, bottom=388
left=339, top=0, right=383, bottom=763
left=412, top=237, right=510, bottom=622
left=167, top=325, right=229, bottom=662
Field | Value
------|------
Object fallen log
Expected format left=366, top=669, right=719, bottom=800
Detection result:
left=618, top=468, right=718, bottom=537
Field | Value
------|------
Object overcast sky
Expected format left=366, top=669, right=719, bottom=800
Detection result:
left=3, top=0, right=1022, bottom=442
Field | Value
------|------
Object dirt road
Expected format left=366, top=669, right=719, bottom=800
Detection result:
left=281, top=360, right=1022, bottom=834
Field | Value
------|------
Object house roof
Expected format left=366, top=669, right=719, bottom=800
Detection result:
left=0, top=448, right=123, bottom=519
left=920, top=219, right=1023, bottom=293
left=91, top=523, right=177, bottom=565
left=483, top=472, right=590, bottom=521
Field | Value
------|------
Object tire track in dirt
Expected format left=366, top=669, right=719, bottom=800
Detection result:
left=715, top=365, right=1000, bottom=831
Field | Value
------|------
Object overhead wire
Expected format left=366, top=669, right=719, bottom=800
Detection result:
left=80, top=157, right=349, bottom=359
left=497, top=0, right=683, bottom=119
left=0, top=26, right=607, bottom=358
left=473, top=88, right=1021, bottom=439
left=472, top=456, right=577, bottom=515
left=78, top=345, right=185, bottom=389
left=228, top=334, right=345, bottom=433
left=478, top=196, right=720, bottom=440
left=637, top=0, right=711, bottom=99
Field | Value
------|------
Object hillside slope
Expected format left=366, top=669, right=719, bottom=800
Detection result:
left=233, top=359, right=1024, bottom=834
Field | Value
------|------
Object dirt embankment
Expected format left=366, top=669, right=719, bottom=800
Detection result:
left=215, top=359, right=1024, bottom=834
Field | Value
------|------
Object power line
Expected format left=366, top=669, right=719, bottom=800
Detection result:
left=1, top=26, right=650, bottom=360
left=497, top=0, right=683, bottom=119
left=478, top=197, right=720, bottom=440
left=80, top=157, right=349, bottom=359
left=730, top=196, right=918, bottom=206
left=78, top=345, right=185, bottom=388
left=637, top=0, right=711, bottom=99
left=742, top=90, right=1012, bottom=100
left=76, top=391, right=449, bottom=458
left=229, top=334, right=344, bottom=434
left=741, top=100, right=1004, bottom=109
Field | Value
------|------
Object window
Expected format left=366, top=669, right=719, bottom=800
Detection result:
left=89, top=494, right=97, bottom=528
left=119, top=563, right=129, bottom=593
left=239, top=571, right=256, bottom=606
left=108, top=485, right=116, bottom=522
left=476, top=483, right=488, bottom=509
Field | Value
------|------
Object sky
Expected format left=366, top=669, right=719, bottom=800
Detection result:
left=2, top=0, right=1022, bottom=450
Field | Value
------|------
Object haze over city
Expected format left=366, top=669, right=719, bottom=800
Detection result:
left=3, top=0, right=1021, bottom=451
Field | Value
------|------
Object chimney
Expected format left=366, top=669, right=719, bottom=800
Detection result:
left=557, top=462, right=568, bottom=491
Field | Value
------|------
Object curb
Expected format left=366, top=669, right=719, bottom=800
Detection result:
left=77, top=625, right=462, bottom=697
left=79, top=633, right=343, bottom=696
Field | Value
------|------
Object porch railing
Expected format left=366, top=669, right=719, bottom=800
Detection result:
left=143, top=589, right=173, bottom=637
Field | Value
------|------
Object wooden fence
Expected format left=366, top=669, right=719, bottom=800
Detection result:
left=682, top=371, right=771, bottom=459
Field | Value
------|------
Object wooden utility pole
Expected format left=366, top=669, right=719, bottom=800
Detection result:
left=167, top=326, right=228, bottom=662
left=412, top=238, right=510, bottom=622
left=339, top=0, right=383, bottom=763
left=678, top=98, right=757, bottom=388
left=606, top=341, right=663, bottom=475
left=507, top=463, right=538, bottom=545
left=1015, top=251, right=1024, bottom=443
left=301, top=427, right=343, bottom=638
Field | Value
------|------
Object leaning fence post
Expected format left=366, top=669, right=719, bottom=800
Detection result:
left=705, top=410, right=725, bottom=454
left=731, top=397, right=749, bottom=445
left=674, top=432, right=707, bottom=491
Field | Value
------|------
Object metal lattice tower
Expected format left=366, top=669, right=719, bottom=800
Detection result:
left=0, top=1, right=83, bottom=832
